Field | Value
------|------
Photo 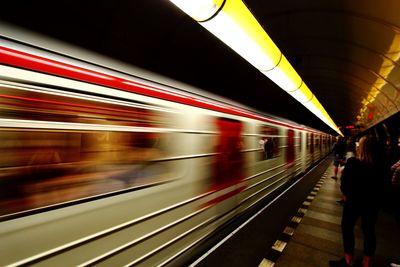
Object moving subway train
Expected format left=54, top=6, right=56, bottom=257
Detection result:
left=0, top=32, right=333, bottom=266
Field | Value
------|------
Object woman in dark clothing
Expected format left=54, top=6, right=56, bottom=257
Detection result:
left=329, top=135, right=390, bottom=267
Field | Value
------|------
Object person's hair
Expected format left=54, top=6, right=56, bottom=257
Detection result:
left=357, top=135, right=382, bottom=165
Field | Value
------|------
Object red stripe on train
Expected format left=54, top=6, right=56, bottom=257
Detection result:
left=0, top=45, right=311, bottom=131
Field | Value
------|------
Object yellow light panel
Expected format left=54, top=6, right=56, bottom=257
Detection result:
left=289, top=83, right=313, bottom=103
left=169, top=0, right=225, bottom=21
left=169, top=0, right=343, bottom=136
left=218, top=0, right=282, bottom=70
left=261, top=55, right=302, bottom=91
left=200, top=1, right=281, bottom=70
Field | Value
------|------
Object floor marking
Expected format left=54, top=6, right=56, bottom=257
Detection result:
left=298, top=208, right=307, bottom=214
left=306, top=195, right=315, bottom=201
left=272, top=240, right=287, bottom=252
left=258, top=258, right=275, bottom=267
left=283, top=226, right=295, bottom=236
left=291, top=216, right=302, bottom=224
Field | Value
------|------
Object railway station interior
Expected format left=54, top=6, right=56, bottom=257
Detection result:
left=0, top=1, right=400, bottom=266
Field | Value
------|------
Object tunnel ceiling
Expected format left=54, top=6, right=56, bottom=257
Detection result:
left=1, top=0, right=400, bottom=135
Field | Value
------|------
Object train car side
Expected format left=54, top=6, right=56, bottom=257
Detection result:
left=0, top=40, right=333, bottom=266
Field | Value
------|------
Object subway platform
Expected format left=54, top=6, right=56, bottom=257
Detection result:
left=260, top=165, right=400, bottom=267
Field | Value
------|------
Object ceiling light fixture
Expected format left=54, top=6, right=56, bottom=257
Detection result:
left=169, top=0, right=343, bottom=135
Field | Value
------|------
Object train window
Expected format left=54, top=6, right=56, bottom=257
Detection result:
left=286, top=129, right=295, bottom=164
left=309, top=133, right=315, bottom=153
left=0, top=87, right=181, bottom=216
left=0, top=87, right=171, bottom=127
left=211, top=117, right=244, bottom=190
left=299, top=131, right=303, bottom=147
left=259, top=125, right=280, bottom=160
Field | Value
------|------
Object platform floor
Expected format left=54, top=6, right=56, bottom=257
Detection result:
left=260, top=165, right=400, bottom=267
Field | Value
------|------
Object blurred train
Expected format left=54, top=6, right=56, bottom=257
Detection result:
left=0, top=29, right=333, bottom=266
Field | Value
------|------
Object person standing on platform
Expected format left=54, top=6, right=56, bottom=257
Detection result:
left=336, top=138, right=357, bottom=205
left=332, top=137, right=346, bottom=180
left=329, top=135, right=390, bottom=267
left=390, top=159, right=400, bottom=223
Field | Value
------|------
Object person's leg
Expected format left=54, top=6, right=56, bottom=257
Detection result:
left=361, top=208, right=379, bottom=267
left=330, top=202, right=359, bottom=266
left=341, top=202, right=360, bottom=265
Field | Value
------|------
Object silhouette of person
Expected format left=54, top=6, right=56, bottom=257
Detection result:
left=329, top=135, right=390, bottom=267
left=332, top=137, right=346, bottom=180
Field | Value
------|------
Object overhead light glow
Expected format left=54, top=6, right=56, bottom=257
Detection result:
left=171, top=0, right=224, bottom=21
left=261, top=55, right=302, bottom=91
left=289, top=83, right=313, bottom=103
left=201, top=9, right=280, bottom=70
left=169, top=0, right=342, bottom=136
